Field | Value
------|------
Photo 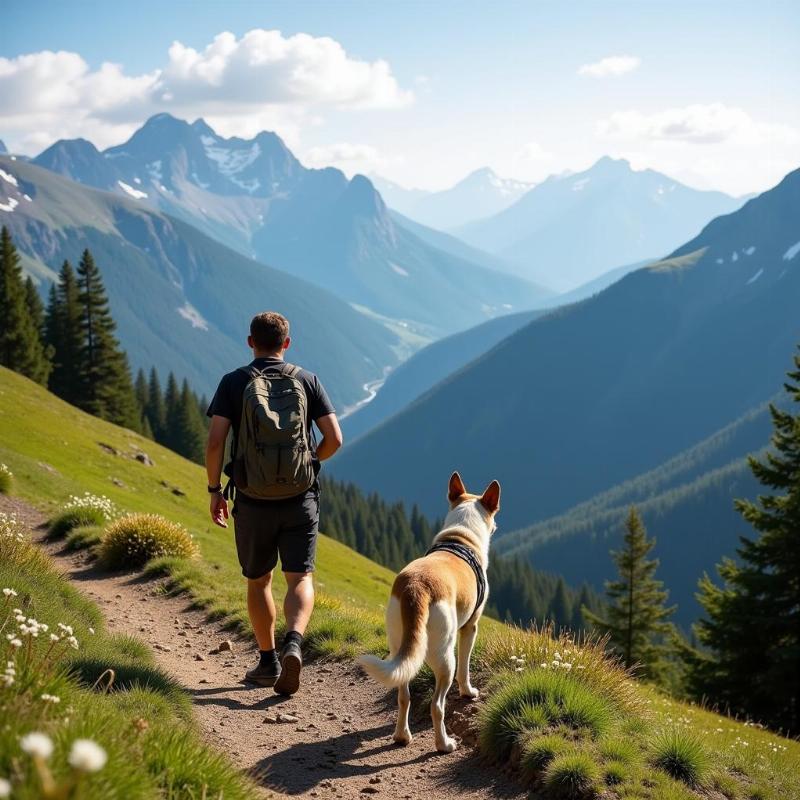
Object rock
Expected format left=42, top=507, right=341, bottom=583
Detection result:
left=178, top=630, right=188, bottom=637
left=263, top=714, right=279, bottom=724
left=199, top=678, right=209, bottom=684
left=369, top=777, right=381, bottom=784
left=154, top=643, right=171, bottom=652
left=277, top=713, right=299, bottom=723
left=360, top=788, right=379, bottom=794
left=98, top=442, right=119, bottom=456
left=194, top=654, right=205, bottom=661
left=218, top=639, right=234, bottom=652
left=134, top=451, right=154, bottom=466
left=111, top=477, right=125, bottom=487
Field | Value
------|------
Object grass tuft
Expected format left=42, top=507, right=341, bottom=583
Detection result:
left=603, top=760, right=629, bottom=786
left=543, top=751, right=600, bottom=798
left=64, top=524, right=104, bottom=552
left=651, top=728, right=709, bottom=786
left=49, top=506, right=108, bottom=539
left=0, top=462, right=14, bottom=494
left=99, top=513, right=199, bottom=569
left=520, top=732, right=571, bottom=775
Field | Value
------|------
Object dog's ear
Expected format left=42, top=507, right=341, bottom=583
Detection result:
left=480, top=480, right=501, bottom=514
left=448, top=471, right=466, bottom=503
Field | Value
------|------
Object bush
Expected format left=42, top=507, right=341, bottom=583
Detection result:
left=0, top=463, right=14, bottom=494
left=49, top=493, right=118, bottom=539
left=99, top=514, right=199, bottom=569
left=651, top=728, right=709, bottom=786
left=64, top=525, right=104, bottom=552
left=543, top=752, right=600, bottom=798
left=520, top=733, right=571, bottom=775
left=478, top=669, right=616, bottom=761
left=603, top=760, right=629, bottom=786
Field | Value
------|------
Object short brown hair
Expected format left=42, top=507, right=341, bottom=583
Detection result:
left=250, top=311, right=290, bottom=351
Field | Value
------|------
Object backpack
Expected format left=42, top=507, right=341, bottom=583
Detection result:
left=230, top=363, right=316, bottom=500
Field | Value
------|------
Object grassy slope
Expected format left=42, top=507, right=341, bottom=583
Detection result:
left=2, top=366, right=798, bottom=799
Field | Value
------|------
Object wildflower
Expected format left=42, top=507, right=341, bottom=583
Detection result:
left=553, top=651, right=562, bottom=661
left=0, top=777, right=10, bottom=798
left=20, top=732, right=54, bottom=759
left=0, top=675, right=13, bottom=688
left=540, top=663, right=548, bottom=668
left=49, top=633, right=60, bottom=642
left=14, top=614, right=26, bottom=623
left=88, top=627, right=95, bottom=635
left=57, top=624, right=73, bottom=636
left=8, top=639, right=21, bottom=649
left=2, top=588, right=17, bottom=598
left=68, top=739, right=107, bottom=772
left=66, top=636, right=79, bottom=650
left=41, top=694, right=61, bottom=704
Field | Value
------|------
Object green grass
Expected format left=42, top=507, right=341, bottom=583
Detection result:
left=99, top=513, right=199, bottom=569
left=651, top=728, right=710, bottom=786
left=48, top=507, right=109, bottom=540
left=543, top=752, right=600, bottom=798
left=2, top=367, right=799, bottom=800
left=64, top=525, right=104, bottom=552
left=0, top=513, right=256, bottom=799
left=0, top=463, right=13, bottom=494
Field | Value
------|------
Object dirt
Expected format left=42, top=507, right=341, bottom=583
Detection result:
left=2, top=495, right=525, bottom=800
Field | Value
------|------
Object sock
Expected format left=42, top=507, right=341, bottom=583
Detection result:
left=284, top=630, right=303, bottom=647
left=259, top=649, right=278, bottom=668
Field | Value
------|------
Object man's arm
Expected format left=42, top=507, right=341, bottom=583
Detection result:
left=206, top=415, right=231, bottom=527
left=315, top=413, right=343, bottom=461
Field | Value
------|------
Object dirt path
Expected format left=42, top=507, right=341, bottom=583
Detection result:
left=3, top=496, right=524, bottom=800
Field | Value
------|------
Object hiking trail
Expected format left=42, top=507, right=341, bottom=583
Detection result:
left=2, top=495, right=525, bottom=800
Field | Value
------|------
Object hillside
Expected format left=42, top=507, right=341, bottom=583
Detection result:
left=331, top=167, right=800, bottom=531
left=0, top=156, right=401, bottom=406
left=32, top=115, right=552, bottom=334
left=458, top=156, right=744, bottom=291
left=495, top=401, right=773, bottom=625
left=372, top=167, right=533, bottom=230
left=2, top=367, right=799, bottom=800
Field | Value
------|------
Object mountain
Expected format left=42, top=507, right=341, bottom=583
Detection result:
left=494, top=401, right=773, bottom=625
left=372, top=167, right=533, bottom=230
left=33, top=116, right=552, bottom=334
left=458, top=157, right=744, bottom=291
left=0, top=156, right=401, bottom=407
left=331, top=168, right=800, bottom=529
left=343, top=309, right=544, bottom=441
left=0, top=140, right=7, bottom=155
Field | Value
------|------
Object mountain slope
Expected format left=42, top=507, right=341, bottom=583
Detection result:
left=331, top=168, right=800, bottom=528
left=343, top=309, right=544, bottom=441
left=374, top=167, right=532, bottom=230
left=458, top=157, right=744, bottom=291
left=33, top=116, right=551, bottom=333
left=0, top=156, right=400, bottom=406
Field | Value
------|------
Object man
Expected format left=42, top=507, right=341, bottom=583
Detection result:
left=205, top=311, right=343, bottom=695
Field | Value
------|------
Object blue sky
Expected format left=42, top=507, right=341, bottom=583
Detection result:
left=3, top=0, right=799, bottom=194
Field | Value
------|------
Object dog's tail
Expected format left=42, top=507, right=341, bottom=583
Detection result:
left=358, top=592, right=429, bottom=688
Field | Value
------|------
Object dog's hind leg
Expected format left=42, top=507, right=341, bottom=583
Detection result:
left=428, top=601, right=457, bottom=753
left=393, top=682, right=412, bottom=745
left=456, top=621, right=479, bottom=699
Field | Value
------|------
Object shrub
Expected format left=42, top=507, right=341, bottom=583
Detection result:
left=49, top=493, right=118, bottom=539
left=543, top=752, right=600, bottom=798
left=478, top=669, right=615, bottom=761
left=520, top=733, right=571, bottom=775
left=0, top=463, right=13, bottom=494
left=99, top=514, right=199, bottom=569
left=64, top=525, right=104, bottom=552
left=651, top=728, right=709, bottom=786
left=603, top=760, right=629, bottom=786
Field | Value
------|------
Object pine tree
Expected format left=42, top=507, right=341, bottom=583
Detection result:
left=0, top=226, right=50, bottom=384
left=146, top=367, right=167, bottom=441
left=688, top=347, right=800, bottom=733
left=24, top=276, right=53, bottom=384
left=172, top=378, right=207, bottom=463
left=75, top=249, right=139, bottom=429
left=45, top=261, right=84, bottom=404
left=134, top=368, right=152, bottom=438
left=571, top=585, right=593, bottom=633
left=584, top=507, right=676, bottom=680
left=163, top=372, right=181, bottom=452
left=549, top=577, right=573, bottom=629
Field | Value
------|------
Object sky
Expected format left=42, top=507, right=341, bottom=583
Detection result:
left=2, top=0, right=799, bottom=196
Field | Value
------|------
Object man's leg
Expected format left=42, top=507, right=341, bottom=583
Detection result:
left=247, top=571, right=276, bottom=651
left=283, top=571, right=315, bottom=636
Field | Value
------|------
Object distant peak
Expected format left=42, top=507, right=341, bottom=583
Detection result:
left=345, top=174, right=387, bottom=215
left=191, top=118, right=216, bottom=137
left=0, top=140, right=7, bottom=155
left=592, top=155, right=631, bottom=170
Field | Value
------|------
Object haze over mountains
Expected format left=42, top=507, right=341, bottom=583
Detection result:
left=0, top=156, right=400, bottom=405
left=332, top=168, right=800, bottom=528
left=33, top=114, right=551, bottom=335
left=372, top=167, right=532, bottom=230
left=458, top=156, right=745, bottom=291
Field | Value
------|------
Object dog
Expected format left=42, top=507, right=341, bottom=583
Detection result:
left=358, top=471, right=500, bottom=753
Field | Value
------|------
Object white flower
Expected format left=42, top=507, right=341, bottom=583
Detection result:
left=8, top=639, right=21, bottom=649
left=14, top=614, right=25, bottom=623
left=0, top=777, right=10, bottom=798
left=57, top=624, right=73, bottom=636
left=41, top=694, right=61, bottom=704
left=2, top=588, right=17, bottom=597
left=68, top=739, right=107, bottom=772
left=50, top=633, right=60, bottom=642
left=67, top=636, right=79, bottom=650
left=0, top=675, right=13, bottom=687
left=20, top=732, right=54, bottom=759
left=88, top=628, right=95, bottom=635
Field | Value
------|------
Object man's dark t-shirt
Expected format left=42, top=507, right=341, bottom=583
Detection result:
left=206, top=357, right=335, bottom=504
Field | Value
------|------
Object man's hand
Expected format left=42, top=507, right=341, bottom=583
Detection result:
left=210, top=492, right=229, bottom=528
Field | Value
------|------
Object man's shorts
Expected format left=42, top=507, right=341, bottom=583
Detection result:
left=231, top=490, right=319, bottom=578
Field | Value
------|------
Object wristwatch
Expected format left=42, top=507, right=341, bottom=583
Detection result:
left=207, top=484, right=223, bottom=494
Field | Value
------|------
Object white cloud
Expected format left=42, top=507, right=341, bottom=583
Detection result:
left=597, top=102, right=799, bottom=146
left=302, top=142, right=401, bottom=177
left=578, top=55, right=640, bottom=78
left=515, top=141, right=553, bottom=163
left=0, top=30, right=412, bottom=153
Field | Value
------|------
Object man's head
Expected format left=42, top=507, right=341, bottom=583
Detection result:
left=248, top=311, right=290, bottom=357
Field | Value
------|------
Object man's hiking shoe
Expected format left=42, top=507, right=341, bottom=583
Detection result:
left=244, top=662, right=281, bottom=687
left=273, top=641, right=302, bottom=696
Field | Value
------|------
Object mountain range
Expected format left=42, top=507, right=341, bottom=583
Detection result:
left=33, top=115, right=552, bottom=335
left=331, top=167, right=800, bottom=531
left=457, top=156, right=745, bottom=291
left=0, top=156, right=401, bottom=406
left=371, top=167, right=532, bottom=230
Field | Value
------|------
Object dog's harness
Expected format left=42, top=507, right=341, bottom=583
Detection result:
left=426, top=539, right=487, bottom=623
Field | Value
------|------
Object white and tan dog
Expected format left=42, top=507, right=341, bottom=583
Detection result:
left=358, top=472, right=500, bottom=753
